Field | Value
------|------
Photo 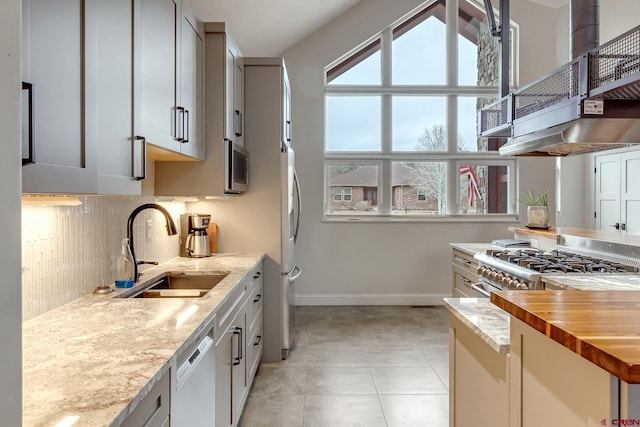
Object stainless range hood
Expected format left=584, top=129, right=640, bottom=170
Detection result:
left=479, top=1, right=640, bottom=156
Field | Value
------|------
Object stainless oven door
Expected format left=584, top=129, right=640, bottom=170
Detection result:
left=471, top=279, right=501, bottom=298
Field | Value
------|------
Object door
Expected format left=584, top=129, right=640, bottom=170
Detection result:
left=21, top=0, right=97, bottom=193
left=224, top=44, right=236, bottom=141
left=621, top=151, right=640, bottom=234
left=137, top=0, right=180, bottom=153
left=233, top=57, right=244, bottom=148
left=595, top=150, right=640, bottom=234
left=595, top=153, right=620, bottom=231
left=231, top=308, right=247, bottom=427
left=95, top=0, right=142, bottom=194
left=215, top=328, right=233, bottom=427
left=177, top=1, right=205, bottom=159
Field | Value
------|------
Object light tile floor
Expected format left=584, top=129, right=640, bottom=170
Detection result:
left=239, top=306, right=450, bottom=427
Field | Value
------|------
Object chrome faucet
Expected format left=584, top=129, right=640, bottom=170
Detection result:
left=127, top=203, right=178, bottom=282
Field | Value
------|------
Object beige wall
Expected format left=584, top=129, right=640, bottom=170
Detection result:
left=0, top=0, right=23, bottom=423
left=278, top=0, right=559, bottom=304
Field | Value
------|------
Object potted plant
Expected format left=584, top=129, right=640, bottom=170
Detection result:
left=519, top=189, right=550, bottom=229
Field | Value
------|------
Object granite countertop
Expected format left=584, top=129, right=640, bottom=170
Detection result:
left=450, top=242, right=503, bottom=256
left=542, top=273, right=640, bottom=290
left=22, top=253, right=264, bottom=427
left=491, top=290, right=640, bottom=384
left=443, top=298, right=510, bottom=354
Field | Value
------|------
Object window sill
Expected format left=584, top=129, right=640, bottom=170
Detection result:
left=322, top=214, right=521, bottom=223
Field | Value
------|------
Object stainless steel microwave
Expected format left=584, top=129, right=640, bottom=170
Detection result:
left=225, top=140, right=248, bottom=194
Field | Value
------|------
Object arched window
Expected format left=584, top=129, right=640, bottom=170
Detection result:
left=324, top=0, right=518, bottom=217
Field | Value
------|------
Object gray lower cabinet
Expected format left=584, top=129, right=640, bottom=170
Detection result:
left=120, top=370, right=170, bottom=427
left=214, top=261, right=263, bottom=427
left=451, top=248, right=483, bottom=298
left=246, top=269, right=264, bottom=381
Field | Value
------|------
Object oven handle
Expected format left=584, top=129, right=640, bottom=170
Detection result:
left=470, top=283, right=491, bottom=298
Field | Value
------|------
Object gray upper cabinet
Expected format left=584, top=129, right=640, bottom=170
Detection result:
left=21, top=0, right=204, bottom=195
left=137, top=0, right=205, bottom=160
left=155, top=23, right=243, bottom=197
left=95, top=0, right=142, bottom=195
left=137, top=0, right=181, bottom=154
left=177, top=2, right=205, bottom=160
left=22, top=0, right=98, bottom=194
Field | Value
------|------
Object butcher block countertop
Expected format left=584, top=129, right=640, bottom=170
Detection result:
left=491, top=290, right=640, bottom=384
left=509, top=226, right=640, bottom=246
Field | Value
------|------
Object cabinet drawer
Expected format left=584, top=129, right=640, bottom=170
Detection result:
left=214, top=280, right=247, bottom=344
left=120, top=370, right=170, bottom=427
left=452, top=250, right=478, bottom=275
left=246, top=312, right=263, bottom=381
left=454, top=270, right=484, bottom=298
left=247, top=276, right=263, bottom=329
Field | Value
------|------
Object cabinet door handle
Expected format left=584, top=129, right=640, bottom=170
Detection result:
left=253, top=294, right=262, bottom=303
left=183, top=109, right=189, bottom=143
left=133, top=136, right=146, bottom=180
left=234, top=110, right=242, bottom=137
left=254, top=335, right=262, bottom=346
left=470, top=283, right=491, bottom=298
left=460, top=276, right=473, bottom=285
left=454, top=256, right=472, bottom=266
left=253, top=272, right=262, bottom=279
left=286, top=120, right=291, bottom=142
left=233, top=326, right=243, bottom=365
left=22, top=82, right=35, bottom=165
left=610, top=223, right=621, bottom=230
left=175, top=106, right=185, bottom=141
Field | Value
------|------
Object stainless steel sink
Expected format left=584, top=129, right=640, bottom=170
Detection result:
left=116, top=272, right=230, bottom=298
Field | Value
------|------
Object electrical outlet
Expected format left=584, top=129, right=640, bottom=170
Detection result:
left=146, top=220, right=152, bottom=241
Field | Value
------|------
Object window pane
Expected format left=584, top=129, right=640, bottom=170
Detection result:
left=327, top=163, right=379, bottom=215
left=391, top=162, right=447, bottom=215
left=392, top=14, right=446, bottom=85
left=458, top=5, right=496, bottom=86
left=327, top=39, right=381, bottom=85
left=392, top=97, right=447, bottom=151
left=326, top=96, right=381, bottom=151
left=458, top=163, right=512, bottom=214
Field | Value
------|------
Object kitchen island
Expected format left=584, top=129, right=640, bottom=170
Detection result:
left=492, top=290, right=640, bottom=425
left=444, top=298, right=510, bottom=427
left=22, top=253, right=263, bottom=427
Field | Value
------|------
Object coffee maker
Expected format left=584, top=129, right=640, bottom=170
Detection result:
left=180, top=213, right=212, bottom=257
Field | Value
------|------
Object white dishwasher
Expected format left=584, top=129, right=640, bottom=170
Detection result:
left=172, top=331, right=215, bottom=426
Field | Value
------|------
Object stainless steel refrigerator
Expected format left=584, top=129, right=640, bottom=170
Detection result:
left=243, top=57, right=301, bottom=361
left=280, top=143, right=302, bottom=359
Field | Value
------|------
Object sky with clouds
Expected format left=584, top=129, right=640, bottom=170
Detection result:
left=326, top=16, right=489, bottom=152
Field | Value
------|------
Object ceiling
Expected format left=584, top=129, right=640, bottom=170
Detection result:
left=186, top=0, right=361, bottom=56
left=186, top=0, right=571, bottom=56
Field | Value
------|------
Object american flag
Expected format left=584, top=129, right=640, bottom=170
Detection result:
left=460, top=164, right=481, bottom=206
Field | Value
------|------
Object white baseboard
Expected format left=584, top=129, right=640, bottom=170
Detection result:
left=295, top=293, right=450, bottom=306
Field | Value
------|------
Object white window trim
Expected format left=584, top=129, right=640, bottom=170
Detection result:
left=323, top=0, right=519, bottom=221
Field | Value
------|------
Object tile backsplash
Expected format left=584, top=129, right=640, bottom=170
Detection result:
left=21, top=196, right=186, bottom=321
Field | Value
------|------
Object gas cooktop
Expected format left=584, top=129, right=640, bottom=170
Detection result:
left=486, top=249, right=640, bottom=274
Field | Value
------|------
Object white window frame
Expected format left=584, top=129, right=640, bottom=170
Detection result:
left=343, top=187, right=353, bottom=201
left=323, top=0, right=519, bottom=221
